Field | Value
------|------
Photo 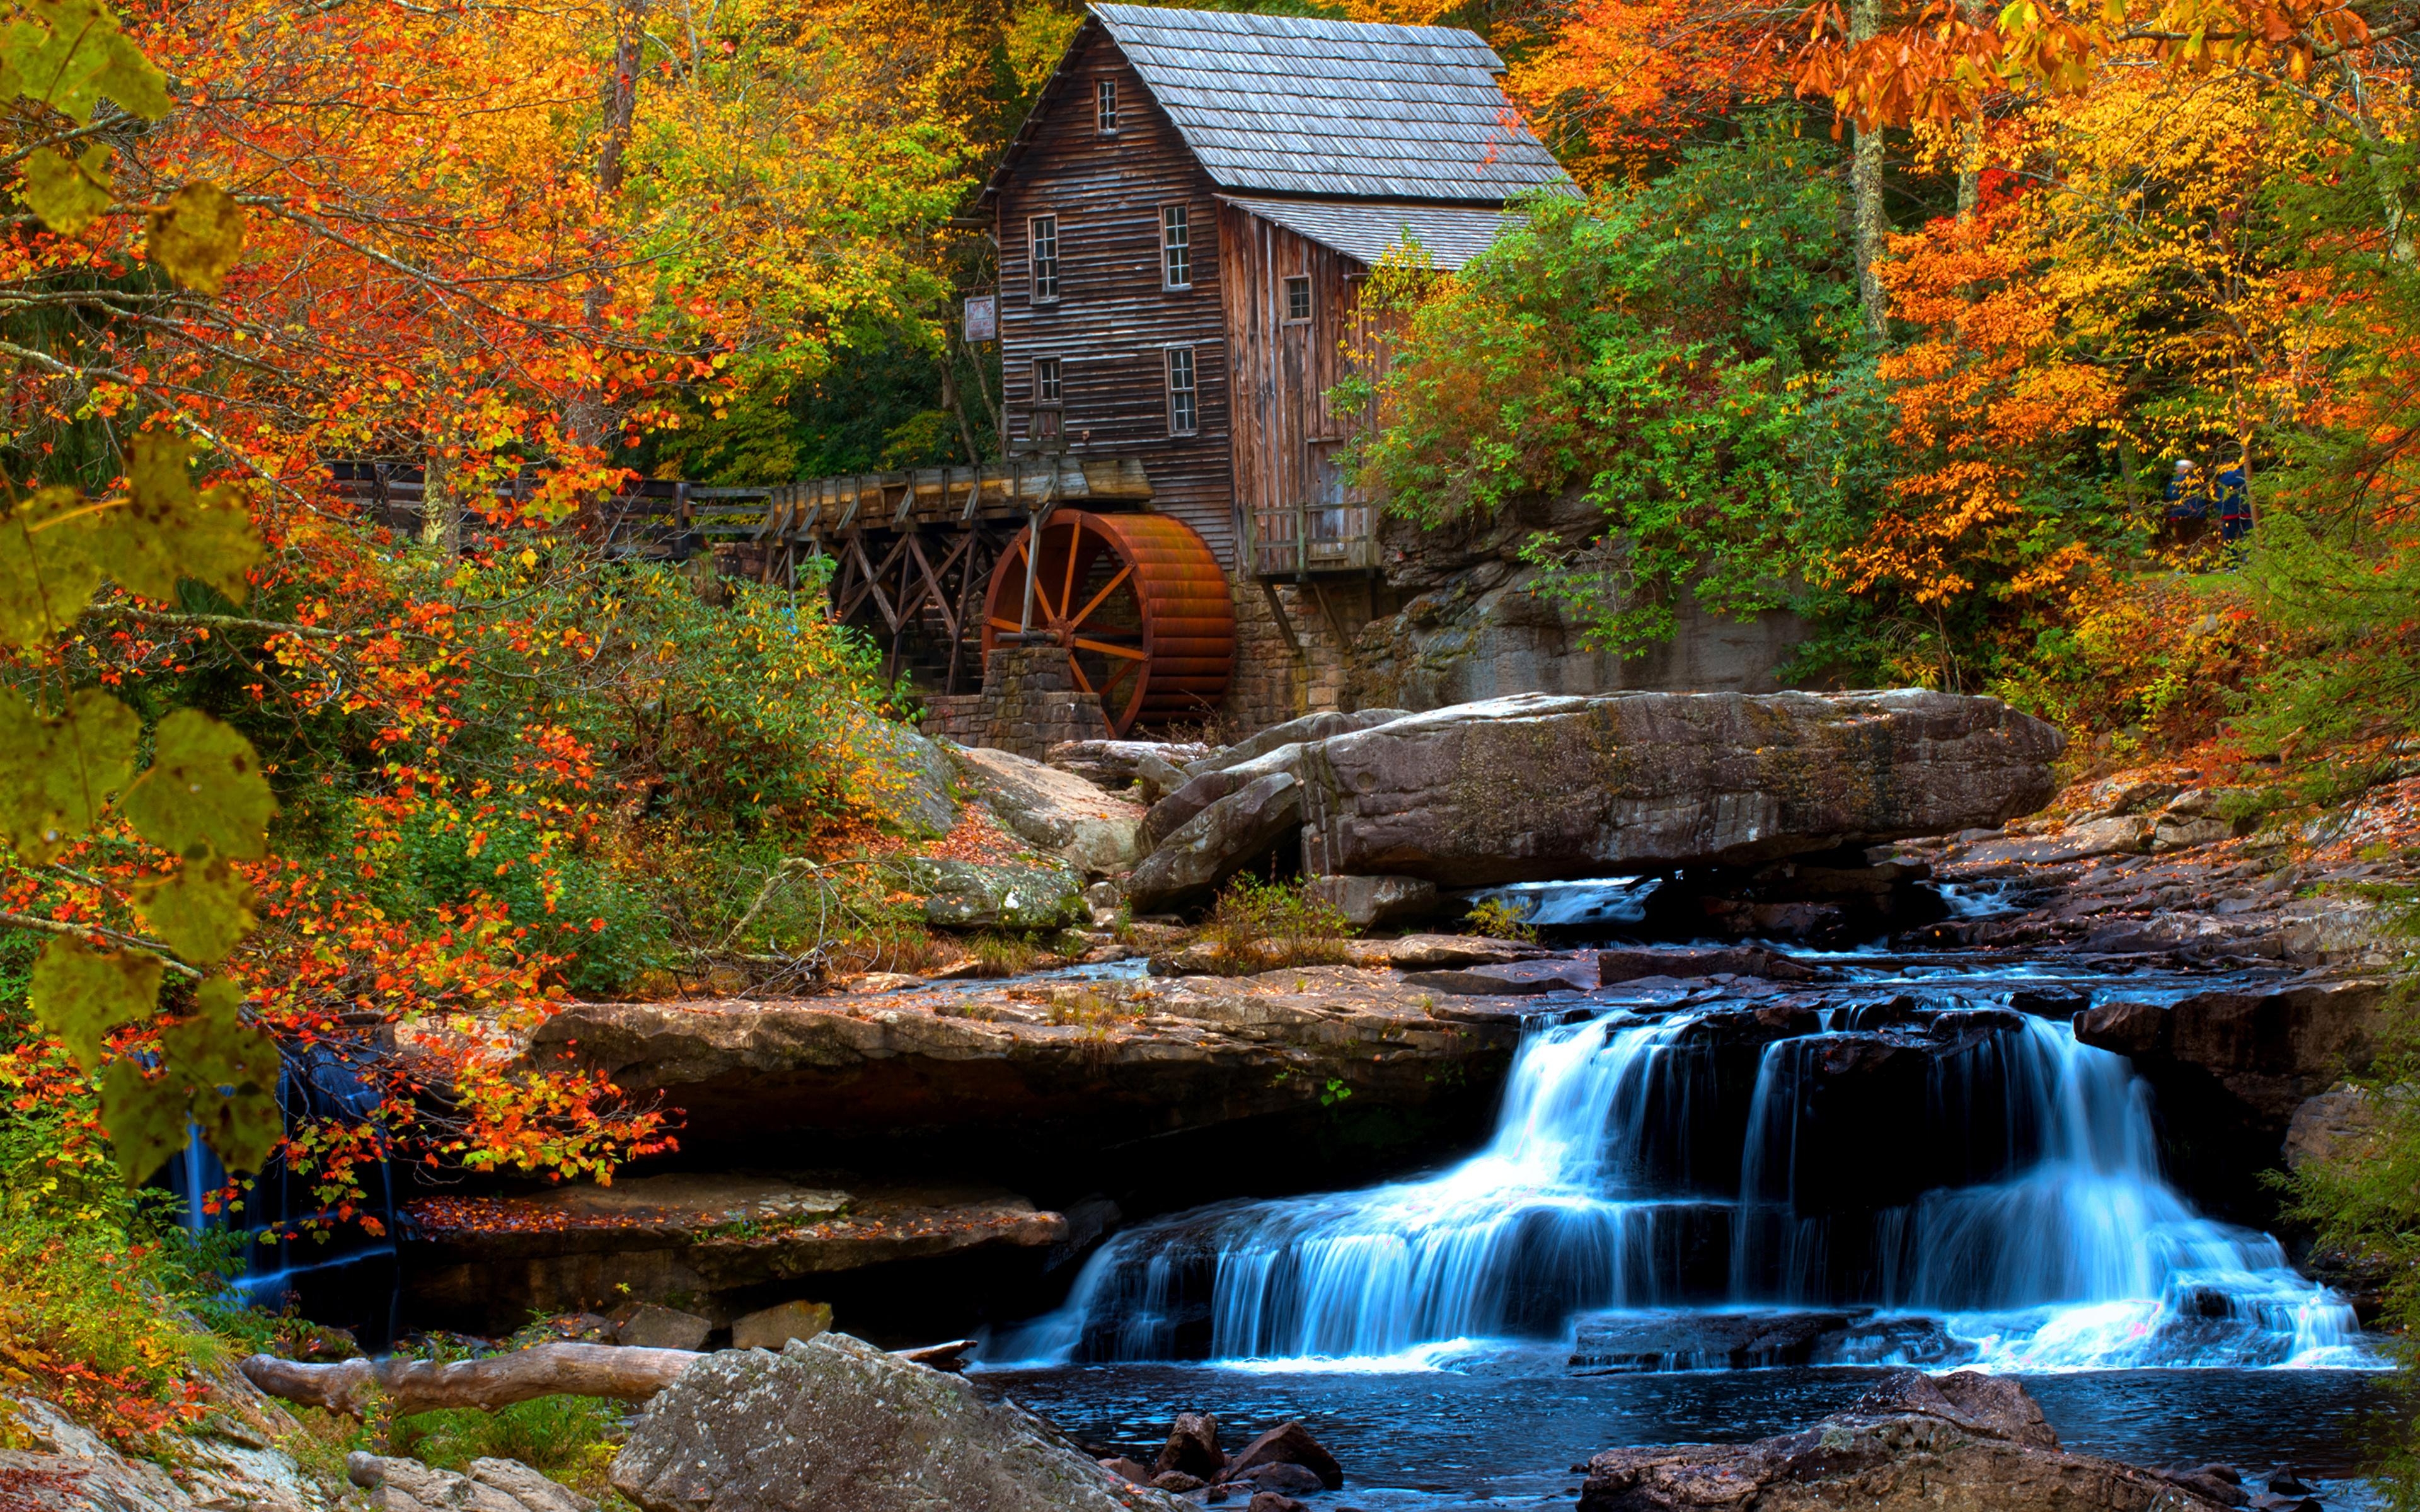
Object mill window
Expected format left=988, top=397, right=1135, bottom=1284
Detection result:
left=1165, top=345, right=1198, bottom=436
left=1032, top=357, right=1063, bottom=440
left=1160, top=204, right=1191, bottom=290
left=1029, top=215, right=1060, bottom=303
left=1096, top=79, right=1119, bottom=134
left=1284, top=275, right=1311, bottom=323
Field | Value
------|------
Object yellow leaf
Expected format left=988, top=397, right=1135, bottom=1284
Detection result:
left=146, top=183, right=246, bottom=294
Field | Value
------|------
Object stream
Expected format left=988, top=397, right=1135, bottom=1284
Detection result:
left=976, top=890, right=2387, bottom=1507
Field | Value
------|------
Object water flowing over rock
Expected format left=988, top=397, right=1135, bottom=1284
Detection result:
left=610, top=1332, right=1185, bottom=1512
left=1294, top=689, right=2063, bottom=888
left=994, top=971, right=2361, bottom=1370
left=1577, top=1370, right=2216, bottom=1512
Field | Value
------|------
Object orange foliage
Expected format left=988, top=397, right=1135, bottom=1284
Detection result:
left=1843, top=205, right=2121, bottom=608
left=1511, top=0, right=1804, bottom=170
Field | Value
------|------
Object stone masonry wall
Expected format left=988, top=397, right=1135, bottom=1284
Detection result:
left=947, top=643, right=1106, bottom=759
left=1218, top=575, right=1385, bottom=739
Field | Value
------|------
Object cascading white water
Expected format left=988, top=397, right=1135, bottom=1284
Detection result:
left=999, top=999, right=2368, bottom=1370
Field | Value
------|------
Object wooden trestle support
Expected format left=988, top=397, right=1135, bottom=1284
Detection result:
left=326, top=456, right=1239, bottom=724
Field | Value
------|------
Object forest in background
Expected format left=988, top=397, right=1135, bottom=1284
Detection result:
left=0, top=0, right=2412, bottom=1480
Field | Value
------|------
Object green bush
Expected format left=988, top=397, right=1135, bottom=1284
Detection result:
left=1195, top=876, right=1356, bottom=975
left=389, top=1395, right=638, bottom=1505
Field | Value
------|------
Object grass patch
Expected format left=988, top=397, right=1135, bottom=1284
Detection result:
left=1194, top=877, right=1357, bottom=975
left=390, top=1395, right=640, bottom=1505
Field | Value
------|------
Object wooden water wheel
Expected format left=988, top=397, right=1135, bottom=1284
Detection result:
left=981, top=510, right=1235, bottom=736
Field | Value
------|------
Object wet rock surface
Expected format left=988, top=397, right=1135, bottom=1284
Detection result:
left=1904, top=774, right=2412, bottom=1218
left=1568, top=1310, right=1975, bottom=1372
left=611, top=1332, right=1186, bottom=1512
left=1578, top=1370, right=2219, bottom=1512
left=402, top=1172, right=1066, bottom=1334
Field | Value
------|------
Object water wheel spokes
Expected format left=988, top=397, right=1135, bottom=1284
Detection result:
left=981, top=509, right=1235, bottom=737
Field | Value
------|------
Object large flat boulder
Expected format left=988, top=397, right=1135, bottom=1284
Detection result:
left=949, top=745, right=1146, bottom=877
left=1127, top=765, right=1304, bottom=912
left=401, top=1173, right=1066, bottom=1333
left=521, top=969, right=1521, bottom=1190
left=611, top=1331, right=1185, bottom=1512
left=1298, top=689, right=2063, bottom=888
left=1579, top=1370, right=2221, bottom=1512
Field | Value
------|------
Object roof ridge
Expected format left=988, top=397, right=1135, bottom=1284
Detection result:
left=1088, top=1, right=1494, bottom=49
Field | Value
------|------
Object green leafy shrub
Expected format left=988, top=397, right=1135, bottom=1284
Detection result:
left=389, top=1395, right=638, bottom=1505
left=1194, top=877, right=1356, bottom=975
left=1463, top=896, right=1540, bottom=944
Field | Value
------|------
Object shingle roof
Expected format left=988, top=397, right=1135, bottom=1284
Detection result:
left=1219, top=195, right=1524, bottom=270
left=977, top=5, right=1568, bottom=209
left=1097, top=4, right=1565, bottom=200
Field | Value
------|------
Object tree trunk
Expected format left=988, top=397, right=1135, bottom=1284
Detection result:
left=1956, top=124, right=1981, bottom=220
left=419, top=447, right=459, bottom=558
left=2340, top=64, right=2414, bottom=263
left=1850, top=0, right=1889, bottom=338
left=566, top=0, right=649, bottom=464
left=241, top=1344, right=695, bottom=1418
left=939, top=353, right=981, bottom=466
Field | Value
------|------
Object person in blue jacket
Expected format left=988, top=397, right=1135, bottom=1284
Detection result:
left=2213, top=464, right=2252, bottom=545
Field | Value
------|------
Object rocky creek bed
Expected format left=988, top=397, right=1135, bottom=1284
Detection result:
left=181, top=689, right=2420, bottom=1512
left=976, top=1360, right=2389, bottom=1511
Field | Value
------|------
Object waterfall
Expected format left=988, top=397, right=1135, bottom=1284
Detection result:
left=998, top=998, right=2366, bottom=1371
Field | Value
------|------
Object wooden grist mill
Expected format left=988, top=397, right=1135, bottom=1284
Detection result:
left=768, top=4, right=1567, bottom=743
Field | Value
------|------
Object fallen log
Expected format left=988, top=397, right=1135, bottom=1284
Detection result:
left=239, top=1336, right=986, bottom=1417
left=892, top=1338, right=976, bottom=1372
left=240, top=1342, right=697, bottom=1418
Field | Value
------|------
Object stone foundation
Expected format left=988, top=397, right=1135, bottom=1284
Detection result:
left=960, top=643, right=1105, bottom=759
left=919, top=694, right=985, bottom=744
left=1219, top=575, right=1385, bottom=738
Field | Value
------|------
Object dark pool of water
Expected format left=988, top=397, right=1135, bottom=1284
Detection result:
left=974, top=1357, right=2393, bottom=1511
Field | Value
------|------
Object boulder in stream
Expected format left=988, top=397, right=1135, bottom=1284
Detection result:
left=1224, top=1421, right=1343, bottom=1491
left=1297, top=689, right=2063, bottom=888
left=1578, top=1370, right=2223, bottom=1512
left=1154, top=1411, right=1224, bottom=1479
left=611, top=1331, right=1187, bottom=1512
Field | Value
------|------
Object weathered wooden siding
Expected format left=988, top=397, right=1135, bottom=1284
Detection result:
left=1218, top=203, right=1369, bottom=530
left=998, top=29, right=1238, bottom=565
